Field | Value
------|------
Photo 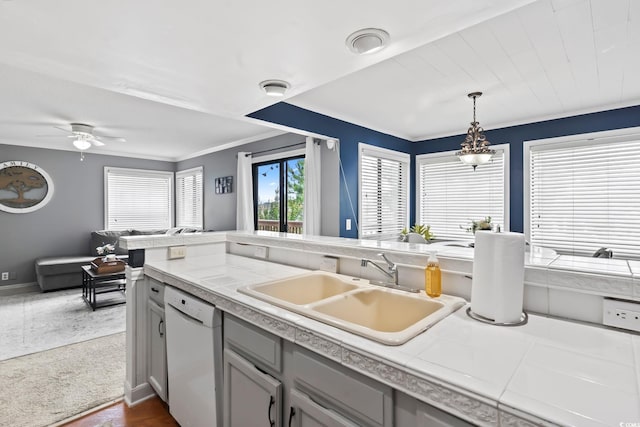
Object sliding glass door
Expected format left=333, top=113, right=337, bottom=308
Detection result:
left=253, top=156, right=305, bottom=233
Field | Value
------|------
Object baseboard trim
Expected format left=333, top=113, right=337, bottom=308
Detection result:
left=124, top=381, right=156, bottom=407
left=0, top=282, right=39, bottom=296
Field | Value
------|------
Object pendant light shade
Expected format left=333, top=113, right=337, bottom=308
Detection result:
left=456, top=92, right=495, bottom=170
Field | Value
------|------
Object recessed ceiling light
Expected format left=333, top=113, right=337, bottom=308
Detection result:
left=259, top=80, right=290, bottom=97
left=346, top=28, right=390, bottom=55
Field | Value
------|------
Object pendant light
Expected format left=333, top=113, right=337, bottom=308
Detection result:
left=456, top=92, right=495, bottom=170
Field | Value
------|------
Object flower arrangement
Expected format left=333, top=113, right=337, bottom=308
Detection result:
left=461, top=216, right=492, bottom=234
left=96, top=243, right=115, bottom=256
left=400, top=223, right=435, bottom=242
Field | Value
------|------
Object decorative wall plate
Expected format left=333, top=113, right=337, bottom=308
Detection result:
left=0, top=161, right=54, bottom=213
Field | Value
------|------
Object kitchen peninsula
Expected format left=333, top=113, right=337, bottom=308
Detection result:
left=120, top=231, right=640, bottom=427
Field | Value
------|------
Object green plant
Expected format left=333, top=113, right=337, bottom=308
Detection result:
left=461, top=216, right=492, bottom=234
left=400, top=224, right=435, bottom=241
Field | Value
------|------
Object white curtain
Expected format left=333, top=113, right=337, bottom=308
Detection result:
left=303, top=137, right=321, bottom=235
left=236, top=152, right=254, bottom=231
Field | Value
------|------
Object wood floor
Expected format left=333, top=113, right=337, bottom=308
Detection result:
left=61, top=396, right=178, bottom=427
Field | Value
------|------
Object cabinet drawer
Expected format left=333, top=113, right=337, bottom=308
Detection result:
left=293, top=349, right=393, bottom=427
left=148, top=278, right=165, bottom=306
left=224, top=315, right=281, bottom=373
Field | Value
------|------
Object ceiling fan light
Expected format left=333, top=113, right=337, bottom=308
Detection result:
left=73, top=138, right=91, bottom=151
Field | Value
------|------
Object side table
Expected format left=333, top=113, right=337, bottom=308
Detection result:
left=81, top=265, right=126, bottom=311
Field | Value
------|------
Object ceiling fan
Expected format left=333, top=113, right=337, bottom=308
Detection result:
left=38, top=123, right=126, bottom=151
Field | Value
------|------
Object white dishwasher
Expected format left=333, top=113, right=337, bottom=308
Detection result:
left=165, top=286, right=221, bottom=427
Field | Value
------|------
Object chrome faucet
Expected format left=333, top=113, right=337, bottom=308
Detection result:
left=361, top=252, right=398, bottom=286
left=360, top=253, right=419, bottom=293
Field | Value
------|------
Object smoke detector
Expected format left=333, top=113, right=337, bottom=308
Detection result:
left=346, top=28, right=390, bottom=54
left=260, top=80, right=290, bottom=97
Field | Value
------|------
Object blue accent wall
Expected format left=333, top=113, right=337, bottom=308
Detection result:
left=250, top=102, right=640, bottom=238
left=249, top=103, right=413, bottom=238
left=413, top=105, right=640, bottom=233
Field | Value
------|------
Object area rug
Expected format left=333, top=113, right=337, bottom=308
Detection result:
left=0, top=332, right=125, bottom=427
left=0, top=288, right=126, bottom=361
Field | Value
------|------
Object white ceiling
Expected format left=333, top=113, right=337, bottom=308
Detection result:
left=0, top=0, right=636, bottom=160
left=291, top=0, right=640, bottom=140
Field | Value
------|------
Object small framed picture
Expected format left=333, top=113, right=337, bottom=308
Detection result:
left=215, top=176, right=233, bottom=194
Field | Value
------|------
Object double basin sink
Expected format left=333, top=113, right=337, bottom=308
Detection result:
left=239, top=271, right=465, bottom=345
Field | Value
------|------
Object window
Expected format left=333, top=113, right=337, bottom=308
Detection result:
left=105, top=167, right=173, bottom=231
left=253, top=152, right=305, bottom=234
left=526, top=130, right=640, bottom=259
left=359, top=144, right=410, bottom=240
left=176, top=167, right=203, bottom=229
left=417, top=145, right=508, bottom=240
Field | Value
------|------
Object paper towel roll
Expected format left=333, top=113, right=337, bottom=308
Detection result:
left=470, top=231, right=525, bottom=324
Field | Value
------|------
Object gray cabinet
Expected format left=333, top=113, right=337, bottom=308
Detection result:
left=415, top=400, right=473, bottom=427
left=289, top=389, right=358, bottom=427
left=221, top=312, right=469, bottom=427
left=292, top=348, right=394, bottom=427
left=146, top=278, right=167, bottom=402
left=224, top=348, right=282, bottom=427
left=394, top=391, right=474, bottom=427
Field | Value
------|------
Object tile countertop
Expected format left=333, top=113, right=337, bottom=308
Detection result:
left=145, top=254, right=640, bottom=427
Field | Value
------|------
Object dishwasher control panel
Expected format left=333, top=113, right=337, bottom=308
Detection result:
left=165, top=286, right=217, bottom=328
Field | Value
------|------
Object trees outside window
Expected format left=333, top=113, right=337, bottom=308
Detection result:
left=253, top=156, right=305, bottom=233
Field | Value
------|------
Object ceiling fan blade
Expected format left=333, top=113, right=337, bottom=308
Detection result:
left=53, top=126, right=73, bottom=133
left=36, top=134, right=69, bottom=138
left=92, top=139, right=105, bottom=147
left=97, top=135, right=126, bottom=142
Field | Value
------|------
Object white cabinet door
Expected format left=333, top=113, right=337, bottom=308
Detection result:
left=289, top=389, right=359, bottom=427
left=224, top=348, right=282, bottom=427
left=147, top=299, right=167, bottom=402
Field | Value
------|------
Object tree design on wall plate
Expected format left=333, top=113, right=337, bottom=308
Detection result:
left=0, top=161, right=54, bottom=213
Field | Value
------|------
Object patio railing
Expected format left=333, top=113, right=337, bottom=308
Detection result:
left=257, top=219, right=303, bottom=234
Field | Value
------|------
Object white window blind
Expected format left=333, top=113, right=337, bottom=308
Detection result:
left=417, top=147, right=507, bottom=240
left=528, top=136, right=640, bottom=259
left=176, top=166, right=203, bottom=229
left=105, top=167, right=173, bottom=231
left=359, top=144, right=410, bottom=239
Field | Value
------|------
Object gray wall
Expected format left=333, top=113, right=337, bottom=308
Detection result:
left=176, top=133, right=340, bottom=236
left=1, top=133, right=340, bottom=288
left=0, top=144, right=174, bottom=286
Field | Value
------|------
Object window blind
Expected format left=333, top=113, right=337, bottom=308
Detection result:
left=105, top=167, right=173, bottom=231
left=176, top=167, right=203, bottom=229
left=529, top=137, right=640, bottom=259
left=417, top=150, right=505, bottom=240
left=359, top=145, right=409, bottom=239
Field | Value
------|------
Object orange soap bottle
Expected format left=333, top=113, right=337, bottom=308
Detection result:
left=425, top=252, right=442, bottom=298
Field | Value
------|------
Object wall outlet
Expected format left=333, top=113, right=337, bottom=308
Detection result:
left=254, top=246, right=268, bottom=259
left=603, top=298, right=640, bottom=333
left=345, top=218, right=352, bottom=231
left=319, top=256, right=339, bottom=273
left=1, top=272, right=8, bottom=281
left=168, top=245, right=187, bottom=260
